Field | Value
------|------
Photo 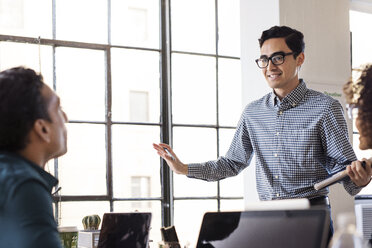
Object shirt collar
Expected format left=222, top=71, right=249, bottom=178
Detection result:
left=1, top=152, right=58, bottom=192
left=28, top=159, right=58, bottom=192
left=270, top=79, right=308, bottom=108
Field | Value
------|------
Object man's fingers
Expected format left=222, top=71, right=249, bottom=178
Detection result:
left=362, top=158, right=372, bottom=175
left=158, top=143, right=171, bottom=150
left=347, top=165, right=355, bottom=178
left=347, top=160, right=372, bottom=187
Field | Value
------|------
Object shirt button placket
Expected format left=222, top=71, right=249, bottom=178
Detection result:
left=274, top=109, right=283, bottom=199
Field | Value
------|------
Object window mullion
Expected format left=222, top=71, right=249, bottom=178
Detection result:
left=215, top=0, right=221, bottom=212
left=160, top=0, right=173, bottom=227
left=105, top=47, right=114, bottom=211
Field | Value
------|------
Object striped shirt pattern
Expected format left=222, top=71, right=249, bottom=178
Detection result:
left=188, top=80, right=362, bottom=200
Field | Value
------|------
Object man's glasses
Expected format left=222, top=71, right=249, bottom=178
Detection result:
left=346, top=103, right=359, bottom=119
left=255, top=52, right=294, bottom=69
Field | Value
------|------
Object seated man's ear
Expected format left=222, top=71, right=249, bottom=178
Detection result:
left=33, top=119, right=51, bottom=143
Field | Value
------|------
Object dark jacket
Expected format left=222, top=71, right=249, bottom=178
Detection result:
left=0, top=152, right=61, bottom=248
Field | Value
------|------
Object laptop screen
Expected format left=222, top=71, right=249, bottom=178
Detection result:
left=97, top=212, right=152, bottom=248
left=196, top=209, right=329, bottom=248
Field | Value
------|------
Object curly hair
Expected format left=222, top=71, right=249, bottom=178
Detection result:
left=343, top=64, right=372, bottom=148
left=0, top=67, right=51, bottom=152
left=258, top=26, right=305, bottom=58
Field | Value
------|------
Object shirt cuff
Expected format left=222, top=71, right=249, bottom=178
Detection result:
left=187, top=163, right=202, bottom=179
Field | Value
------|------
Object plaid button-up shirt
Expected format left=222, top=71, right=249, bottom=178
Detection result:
left=188, top=80, right=361, bottom=200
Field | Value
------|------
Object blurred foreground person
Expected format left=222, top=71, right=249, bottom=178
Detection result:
left=344, top=64, right=372, bottom=150
left=343, top=64, right=372, bottom=182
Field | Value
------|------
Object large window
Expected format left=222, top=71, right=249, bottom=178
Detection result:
left=0, top=0, right=241, bottom=246
left=350, top=10, right=372, bottom=195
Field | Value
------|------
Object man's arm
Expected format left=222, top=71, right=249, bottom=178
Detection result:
left=153, top=142, right=251, bottom=181
left=7, top=180, right=62, bottom=248
left=153, top=105, right=254, bottom=181
left=320, top=100, right=370, bottom=194
left=187, top=107, right=255, bottom=181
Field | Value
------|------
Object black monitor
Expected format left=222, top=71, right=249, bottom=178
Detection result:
left=355, top=195, right=372, bottom=245
left=97, top=212, right=152, bottom=248
left=196, top=209, right=329, bottom=248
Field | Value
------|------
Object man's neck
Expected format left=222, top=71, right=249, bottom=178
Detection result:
left=274, top=79, right=301, bottom=100
left=17, top=148, right=46, bottom=169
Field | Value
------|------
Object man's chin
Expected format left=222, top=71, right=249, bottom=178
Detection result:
left=52, top=147, right=68, bottom=159
left=266, top=80, right=281, bottom=89
left=60, top=147, right=68, bottom=157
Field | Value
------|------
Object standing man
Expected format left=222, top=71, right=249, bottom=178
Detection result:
left=0, top=67, right=68, bottom=247
left=153, top=25, right=372, bottom=234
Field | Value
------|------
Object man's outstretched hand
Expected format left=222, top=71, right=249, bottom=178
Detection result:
left=153, top=143, right=188, bottom=175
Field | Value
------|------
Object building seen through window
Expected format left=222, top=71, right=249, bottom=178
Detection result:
left=0, top=0, right=241, bottom=245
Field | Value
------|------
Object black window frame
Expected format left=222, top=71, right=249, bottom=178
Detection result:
left=0, top=0, right=242, bottom=228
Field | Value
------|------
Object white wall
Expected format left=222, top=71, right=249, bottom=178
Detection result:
left=240, top=0, right=354, bottom=225
left=240, top=0, right=280, bottom=203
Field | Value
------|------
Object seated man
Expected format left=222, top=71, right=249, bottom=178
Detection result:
left=0, top=67, right=68, bottom=247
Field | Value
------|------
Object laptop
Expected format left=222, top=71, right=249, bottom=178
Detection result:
left=196, top=209, right=329, bottom=248
left=97, top=212, right=152, bottom=248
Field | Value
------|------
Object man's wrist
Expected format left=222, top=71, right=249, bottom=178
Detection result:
left=182, top=164, right=188, bottom=175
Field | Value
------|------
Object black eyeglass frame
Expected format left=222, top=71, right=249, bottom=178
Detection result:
left=255, top=52, right=295, bottom=69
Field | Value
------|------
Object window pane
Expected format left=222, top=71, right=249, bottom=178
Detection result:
left=174, top=200, right=217, bottom=247
left=0, top=42, right=53, bottom=88
left=129, top=91, right=149, bottom=122
left=112, top=125, right=161, bottom=198
left=218, top=58, right=242, bottom=126
left=111, top=48, right=160, bottom=123
left=45, top=160, right=55, bottom=177
left=218, top=128, right=235, bottom=156
left=131, top=176, right=151, bottom=202
left=171, top=0, right=215, bottom=53
left=218, top=0, right=241, bottom=57
left=114, top=201, right=162, bottom=246
left=58, top=201, right=110, bottom=229
left=173, top=127, right=217, bottom=197
left=56, top=47, right=105, bottom=121
left=220, top=199, right=244, bottom=211
left=0, top=0, right=52, bottom=38
left=350, top=11, right=372, bottom=67
left=58, top=123, right=107, bottom=195
left=56, top=0, right=107, bottom=44
left=220, top=175, right=244, bottom=197
left=111, top=0, right=159, bottom=49
left=219, top=128, right=244, bottom=197
left=172, top=54, right=216, bottom=125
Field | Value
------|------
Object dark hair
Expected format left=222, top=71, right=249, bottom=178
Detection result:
left=259, top=26, right=305, bottom=58
left=0, top=67, right=50, bottom=152
left=344, top=64, right=372, bottom=148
